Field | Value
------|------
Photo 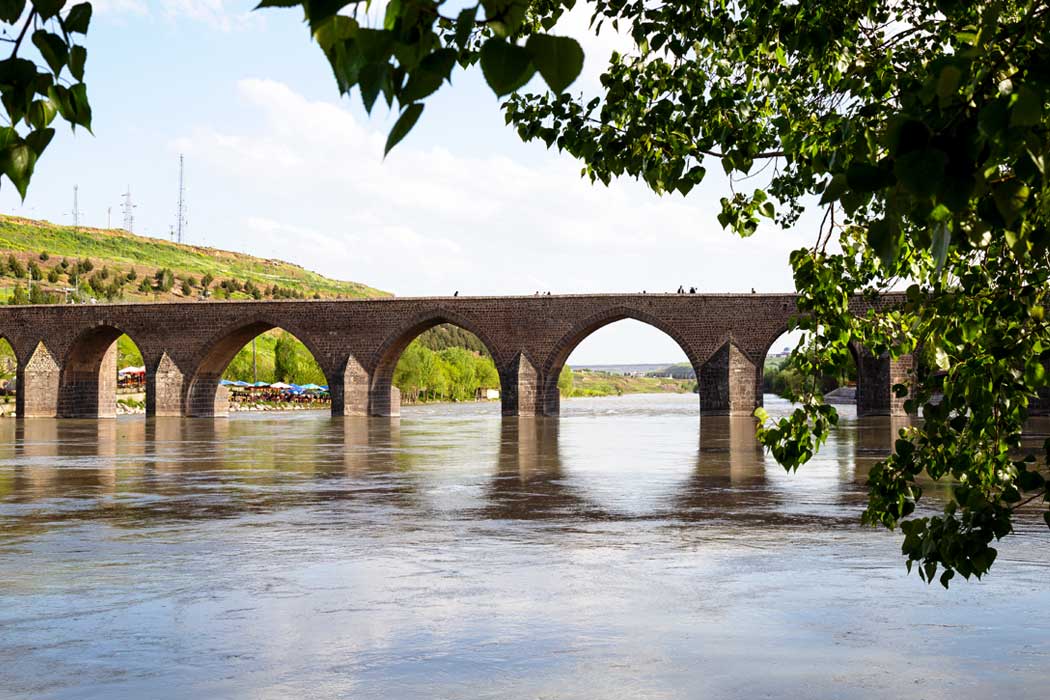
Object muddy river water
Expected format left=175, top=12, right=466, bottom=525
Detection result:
left=1, top=395, right=1048, bottom=699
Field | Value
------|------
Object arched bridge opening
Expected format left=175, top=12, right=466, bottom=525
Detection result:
left=57, top=326, right=147, bottom=419
left=369, top=319, right=504, bottom=416
left=184, top=322, right=345, bottom=417
left=539, top=312, right=704, bottom=417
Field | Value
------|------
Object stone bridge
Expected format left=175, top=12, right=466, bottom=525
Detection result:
left=0, top=294, right=913, bottom=419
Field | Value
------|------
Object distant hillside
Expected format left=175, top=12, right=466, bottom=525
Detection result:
left=0, top=215, right=387, bottom=303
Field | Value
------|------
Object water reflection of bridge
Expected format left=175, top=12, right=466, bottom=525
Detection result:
left=0, top=414, right=921, bottom=534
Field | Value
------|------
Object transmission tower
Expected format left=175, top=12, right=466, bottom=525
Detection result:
left=68, top=185, right=83, bottom=226
left=120, top=187, right=136, bottom=232
left=175, top=154, right=187, bottom=244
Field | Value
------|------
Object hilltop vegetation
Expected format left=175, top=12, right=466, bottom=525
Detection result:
left=0, top=215, right=386, bottom=303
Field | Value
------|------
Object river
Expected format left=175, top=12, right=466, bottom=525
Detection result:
left=1, top=395, right=1048, bottom=699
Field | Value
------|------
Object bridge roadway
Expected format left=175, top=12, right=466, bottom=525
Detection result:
left=0, top=293, right=913, bottom=419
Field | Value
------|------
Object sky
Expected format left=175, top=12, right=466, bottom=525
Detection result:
left=0, top=1, right=813, bottom=364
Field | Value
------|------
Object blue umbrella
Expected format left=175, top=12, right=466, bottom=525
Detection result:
left=252, top=381, right=270, bottom=387
left=219, top=379, right=235, bottom=386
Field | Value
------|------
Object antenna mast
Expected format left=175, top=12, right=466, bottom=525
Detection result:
left=175, top=154, right=187, bottom=244
left=120, top=187, right=135, bottom=232
left=72, top=185, right=80, bottom=226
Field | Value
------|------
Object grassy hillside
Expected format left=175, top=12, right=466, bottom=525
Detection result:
left=0, top=215, right=387, bottom=303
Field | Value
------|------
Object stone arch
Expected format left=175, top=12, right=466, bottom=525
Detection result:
left=183, top=318, right=349, bottom=417
left=57, top=324, right=149, bottom=418
left=538, top=306, right=704, bottom=416
left=368, top=307, right=505, bottom=416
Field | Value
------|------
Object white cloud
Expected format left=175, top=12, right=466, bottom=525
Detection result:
left=92, top=0, right=261, bottom=30
left=169, top=78, right=811, bottom=361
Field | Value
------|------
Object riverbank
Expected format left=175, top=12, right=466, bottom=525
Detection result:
left=563, top=369, right=696, bottom=398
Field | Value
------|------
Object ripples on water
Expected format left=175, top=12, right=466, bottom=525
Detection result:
left=0, top=395, right=1048, bottom=699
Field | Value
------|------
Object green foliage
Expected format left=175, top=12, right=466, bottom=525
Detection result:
left=6, top=254, right=24, bottom=278
left=8, top=282, right=27, bottom=305
left=0, top=337, right=16, bottom=380
left=415, top=323, right=490, bottom=356
left=557, top=364, right=573, bottom=396
left=117, top=333, right=142, bottom=368
left=0, top=2, right=93, bottom=197
left=222, top=330, right=326, bottom=385
left=392, top=337, right=500, bottom=403
left=154, top=267, right=175, bottom=292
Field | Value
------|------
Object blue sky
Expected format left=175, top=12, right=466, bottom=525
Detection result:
left=1, top=1, right=812, bottom=363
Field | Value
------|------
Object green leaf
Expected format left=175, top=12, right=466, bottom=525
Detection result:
left=0, top=139, right=35, bottom=199
left=26, top=98, right=56, bottom=129
left=867, top=217, right=900, bottom=269
left=68, top=82, right=91, bottom=131
left=62, top=2, right=92, bottom=33
left=525, top=34, right=584, bottom=94
left=304, top=0, right=353, bottom=31
left=32, top=0, right=65, bottom=20
left=936, top=64, right=962, bottom=98
left=846, top=162, right=893, bottom=193
left=455, top=5, right=477, bottom=49
left=479, top=38, right=535, bottom=97
left=312, top=14, right=357, bottom=51
left=992, top=180, right=1029, bottom=226
left=383, top=0, right=400, bottom=30
left=384, top=103, right=423, bottom=155
left=931, top=221, right=950, bottom=274
left=819, top=174, right=847, bottom=204
left=894, top=148, right=947, bottom=198
left=69, top=45, right=86, bottom=82
left=358, top=62, right=384, bottom=113
left=31, top=31, right=69, bottom=76
left=1010, top=86, right=1043, bottom=127
left=0, top=0, right=26, bottom=24
left=401, top=48, right=457, bottom=103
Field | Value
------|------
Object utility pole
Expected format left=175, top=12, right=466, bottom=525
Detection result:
left=120, top=187, right=135, bottom=232
left=175, top=154, right=187, bottom=244
left=252, top=337, right=258, bottom=384
left=106, top=206, right=111, bottom=229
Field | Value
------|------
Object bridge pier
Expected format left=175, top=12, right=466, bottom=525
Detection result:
left=501, top=354, right=543, bottom=417
left=698, top=341, right=761, bottom=416
left=16, top=342, right=61, bottom=418
left=147, top=352, right=184, bottom=417
left=854, top=349, right=915, bottom=417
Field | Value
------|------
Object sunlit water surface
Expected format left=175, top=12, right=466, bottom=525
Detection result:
left=1, top=395, right=1048, bottom=699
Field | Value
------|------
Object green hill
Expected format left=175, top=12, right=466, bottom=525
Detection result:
left=0, top=214, right=387, bottom=303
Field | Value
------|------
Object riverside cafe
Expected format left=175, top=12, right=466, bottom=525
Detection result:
left=218, top=380, right=331, bottom=405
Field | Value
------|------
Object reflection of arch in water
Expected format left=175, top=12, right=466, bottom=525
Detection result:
left=481, top=418, right=604, bottom=519
left=539, top=309, right=701, bottom=417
